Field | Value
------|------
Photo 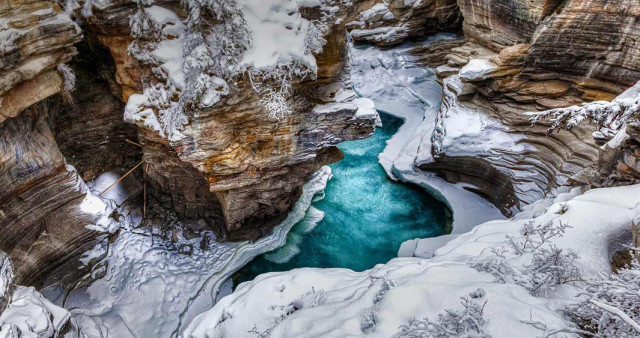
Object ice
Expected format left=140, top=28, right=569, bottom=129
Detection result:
left=51, top=167, right=331, bottom=337
left=295, top=206, right=325, bottom=234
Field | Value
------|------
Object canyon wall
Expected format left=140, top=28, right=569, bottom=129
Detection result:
left=2, top=0, right=639, bottom=291
left=0, top=0, right=381, bottom=287
left=348, top=0, right=462, bottom=46
left=412, top=0, right=640, bottom=214
left=82, top=1, right=380, bottom=240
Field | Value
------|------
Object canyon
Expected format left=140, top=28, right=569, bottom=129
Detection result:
left=1, top=0, right=640, bottom=337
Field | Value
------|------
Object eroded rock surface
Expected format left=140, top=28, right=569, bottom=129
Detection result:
left=406, top=0, right=640, bottom=214
left=0, top=103, right=105, bottom=286
left=81, top=1, right=379, bottom=240
left=348, top=0, right=461, bottom=47
left=0, top=0, right=82, bottom=121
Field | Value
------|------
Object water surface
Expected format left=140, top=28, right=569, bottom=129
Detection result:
left=234, top=113, right=451, bottom=285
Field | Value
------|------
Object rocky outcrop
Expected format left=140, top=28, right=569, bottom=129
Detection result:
left=457, top=0, right=562, bottom=50
left=0, top=1, right=143, bottom=285
left=0, top=103, right=106, bottom=286
left=81, top=1, right=378, bottom=241
left=410, top=0, right=640, bottom=214
left=0, top=0, right=82, bottom=121
left=347, top=0, right=461, bottom=47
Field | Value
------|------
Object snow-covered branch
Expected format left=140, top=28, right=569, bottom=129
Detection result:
left=566, top=258, right=640, bottom=336
left=395, top=292, right=490, bottom=338
left=528, top=83, right=640, bottom=133
left=470, top=220, right=583, bottom=297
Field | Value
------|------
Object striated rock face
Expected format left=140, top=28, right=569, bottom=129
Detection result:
left=0, top=0, right=82, bottom=121
left=84, top=1, right=379, bottom=241
left=348, top=0, right=461, bottom=47
left=408, top=0, right=640, bottom=214
left=0, top=103, right=103, bottom=286
left=0, top=3, right=141, bottom=285
left=51, top=37, right=141, bottom=181
left=524, top=0, right=640, bottom=88
left=458, top=0, right=640, bottom=90
left=421, top=69, right=600, bottom=214
left=457, top=0, right=562, bottom=50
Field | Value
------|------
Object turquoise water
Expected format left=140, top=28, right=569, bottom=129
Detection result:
left=234, top=113, right=451, bottom=285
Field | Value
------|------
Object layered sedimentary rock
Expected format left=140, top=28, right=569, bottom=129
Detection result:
left=0, top=103, right=105, bottom=286
left=0, top=0, right=82, bottom=120
left=347, top=0, right=461, bottom=46
left=82, top=1, right=378, bottom=241
left=407, top=0, right=640, bottom=214
left=0, top=0, right=143, bottom=286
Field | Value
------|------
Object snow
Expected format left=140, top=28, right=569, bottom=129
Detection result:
left=353, top=97, right=378, bottom=118
left=349, top=35, right=505, bottom=259
left=0, top=253, right=12, bottom=308
left=459, top=58, right=498, bottom=81
left=350, top=25, right=409, bottom=43
left=45, top=167, right=332, bottom=337
left=238, top=0, right=322, bottom=71
left=183, top=183, right=640, bottom=337
left=0, top=286, right=77, bottom=337
left=359, top=3, right=394, bottom=22
left=124, top=94, right=165, bottom=137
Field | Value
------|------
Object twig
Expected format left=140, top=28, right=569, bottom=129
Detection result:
left=99, top=161, right=144, bottom=196
left=622, top=244, right=640, bottom=252
left=589, top=299, right=640, bottom=333
left=143, top=163, right=149, bottom=218
left=125, top=139, right=143, bottom=147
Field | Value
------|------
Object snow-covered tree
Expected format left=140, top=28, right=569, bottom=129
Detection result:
left=566, top=256, right=640, bottom=336
left=128, top=0, right=161, bottom=65
left=395, top=292, right=490, bottom=338
left=126, top=0, right=334, bottom=137
left=181, top=0, right=250, bottom=108
left=469, top=220, right=582, bottom=297
left=529, top=83, right=640, bottom=133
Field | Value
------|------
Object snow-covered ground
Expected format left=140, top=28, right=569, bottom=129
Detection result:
left=349, top=35, right=504, bottom=258
left=183, top=183, right=640, bottom=337
left=40, top=168, right=331, bottom=337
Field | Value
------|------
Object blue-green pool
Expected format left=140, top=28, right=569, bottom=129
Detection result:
left=233, top=113, right=451, bottom=285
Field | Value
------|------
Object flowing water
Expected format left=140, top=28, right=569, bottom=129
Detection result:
left=234, top=113, right=452, bottom=285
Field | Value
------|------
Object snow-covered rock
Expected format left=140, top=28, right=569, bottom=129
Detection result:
left=459, top=58, right=498, bottom=81
left=184, top=184, right=640, bottom=337
left=0, top=252, right=83, bottom=338
left=47, top=167, right=332, bottom=337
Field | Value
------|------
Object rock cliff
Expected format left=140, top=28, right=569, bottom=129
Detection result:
left=0, top=0, right=81, bottom=120
left=77, top=0, right=379, bottom=241
left=0, top=0, right=377, bottom=288
left=410, top=0, right=640, bottom=214
left=347, top=0, right=462, bottom=46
